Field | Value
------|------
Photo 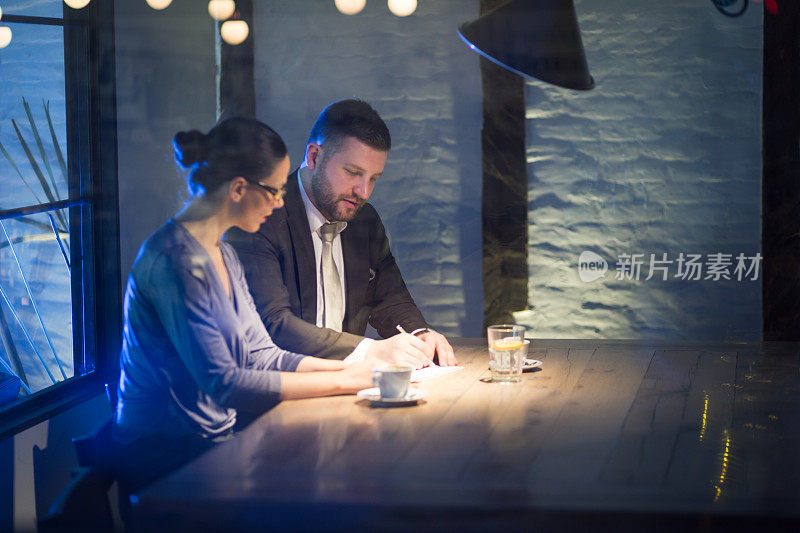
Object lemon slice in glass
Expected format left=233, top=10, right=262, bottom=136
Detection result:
left=492, top=338, right=523, bottom=351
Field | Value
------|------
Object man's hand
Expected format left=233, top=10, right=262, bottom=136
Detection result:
left=417, top=331, right=457, bottom=366
left=365, top=333, right=434, bottom=369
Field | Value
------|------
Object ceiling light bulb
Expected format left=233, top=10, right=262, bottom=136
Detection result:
left=220, top=19, right=249, bottom=45
left=0, top=27, right=11, bottom=49
left=146, top=0, right=172, bottom=10
left=63, top=0, right=91, bottom=8
left=335, top=0, right=366, bottom=15
left=387, top=0, right=416, bottom=17
left=208, top=0, right=235, bottom=21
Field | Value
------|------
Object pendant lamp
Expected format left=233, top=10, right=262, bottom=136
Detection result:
left=458, top=0, right=594, bottom=90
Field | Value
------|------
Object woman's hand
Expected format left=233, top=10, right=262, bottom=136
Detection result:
left=280, top=360, right=373, bottom=399
left=337, top=360, right=374, bottom=393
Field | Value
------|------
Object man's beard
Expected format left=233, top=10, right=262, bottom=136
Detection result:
left=310, top=163, right=365, bottom=222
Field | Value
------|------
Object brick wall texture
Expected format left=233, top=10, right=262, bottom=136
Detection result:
left=516, top=0, right=763, bottom=340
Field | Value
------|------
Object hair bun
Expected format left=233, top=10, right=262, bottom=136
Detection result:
left=173, top=130, right=206, bottom=168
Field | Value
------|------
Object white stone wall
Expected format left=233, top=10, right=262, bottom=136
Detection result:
left=518, top=0, right=763, bottom=340
left=253, top=0, right=484, bottom=336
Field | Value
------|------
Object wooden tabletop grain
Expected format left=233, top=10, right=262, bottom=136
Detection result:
left=131, top=338, right=800, bottom=531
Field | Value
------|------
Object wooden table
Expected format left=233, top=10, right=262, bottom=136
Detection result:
left=130, top=339, right=800, bottom=531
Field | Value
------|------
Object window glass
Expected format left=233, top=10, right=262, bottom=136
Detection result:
left=0, top=22, right=68, bottom=211
left=0, top=208, right=74, bottom=397
left=0, top=1, right=92, bottom=415
left=1, top=0, right=64, bottom=19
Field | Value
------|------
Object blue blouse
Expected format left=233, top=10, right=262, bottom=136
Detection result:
left=115, top=220, right=306, bottom=442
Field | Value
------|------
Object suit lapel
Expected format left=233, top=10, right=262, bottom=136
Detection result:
left=341, top=220, right=368, bottom=327
left=284, top=171, right=317, bottom=322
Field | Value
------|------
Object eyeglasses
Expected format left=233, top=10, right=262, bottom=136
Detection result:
left=249, top=181, right=287, bottom=201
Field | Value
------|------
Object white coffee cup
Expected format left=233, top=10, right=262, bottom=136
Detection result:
left=373, top=366, right=413, bottom=399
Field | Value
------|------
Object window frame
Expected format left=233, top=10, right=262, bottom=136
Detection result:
left=0, top=2, right=120, bottom=440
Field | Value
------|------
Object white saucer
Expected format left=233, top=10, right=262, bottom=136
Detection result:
left=357, top=387, right=428, bottom=406
left=523, top=359, right=543, bottom=372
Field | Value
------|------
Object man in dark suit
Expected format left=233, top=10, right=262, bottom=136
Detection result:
left=226, top=99, right=456, bottom=366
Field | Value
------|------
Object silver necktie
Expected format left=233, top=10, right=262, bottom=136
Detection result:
left=318, top=222, right=345, bottom=331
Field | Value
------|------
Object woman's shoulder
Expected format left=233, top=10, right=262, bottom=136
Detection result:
left=134, top=221, right=206, bottom=277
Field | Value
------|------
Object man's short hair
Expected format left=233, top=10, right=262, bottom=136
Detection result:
left=307, top=99, right=391, bottom=156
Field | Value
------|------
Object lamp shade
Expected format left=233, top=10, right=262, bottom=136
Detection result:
left=63, top=0, right=91, bottom=8
left=221, top=19, right=249, bottom=45
left=0, top=27, right=11, bottom=49
left=208, top=0, right=236, bottom=20
left=146, top=0, right=173, bottom=9
left=458, top=0, right=594, bottom=90
left=335, top=0, right=366, bottom=15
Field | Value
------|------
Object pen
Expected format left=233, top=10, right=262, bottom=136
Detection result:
left=397, top=324, right=436, bottom=367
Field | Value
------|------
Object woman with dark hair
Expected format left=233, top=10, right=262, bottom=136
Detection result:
left=113, top=119, right=372, bottom=482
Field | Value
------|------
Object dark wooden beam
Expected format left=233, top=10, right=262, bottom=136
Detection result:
left=480, top=0, right=529, bottom=328
left=763, top=2, right=800, bottom=340
left=218, top=0, right=255, bottom=120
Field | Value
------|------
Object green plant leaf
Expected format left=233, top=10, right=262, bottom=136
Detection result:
left=44, top=100, right=68, bottom=189
left=0, top=229, right=69, bottom=252
left=23, top=97, right=60, bottom=201
left=10, top=119, right=68, bottom=230
left=2, top=215, right=51, bottom=233
left=0, top=303, right=29, bottom=390
left=11, top=119, right=56, bottom=204
left=0, top=280, right=56, bottom=385
left=47, top=212, right=71, bottom=271
left=0, top=219, right=68, bottom=380
left=0, top=138, right=44, bottom=204
left=0, top=202, right=66, bottom=247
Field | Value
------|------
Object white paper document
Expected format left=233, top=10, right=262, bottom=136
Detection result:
left=411, top=364, right=464, bottom=383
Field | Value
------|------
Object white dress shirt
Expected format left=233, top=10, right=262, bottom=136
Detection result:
left=297, top=169, right=372, bottom=362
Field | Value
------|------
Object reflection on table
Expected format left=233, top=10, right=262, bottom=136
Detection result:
left=130, top=338, right=800, bottom=531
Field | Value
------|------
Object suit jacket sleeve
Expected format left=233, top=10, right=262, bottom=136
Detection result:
left=366, top=210, right=429, bottom=338
left=225, top=224, right=364, bottom=360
